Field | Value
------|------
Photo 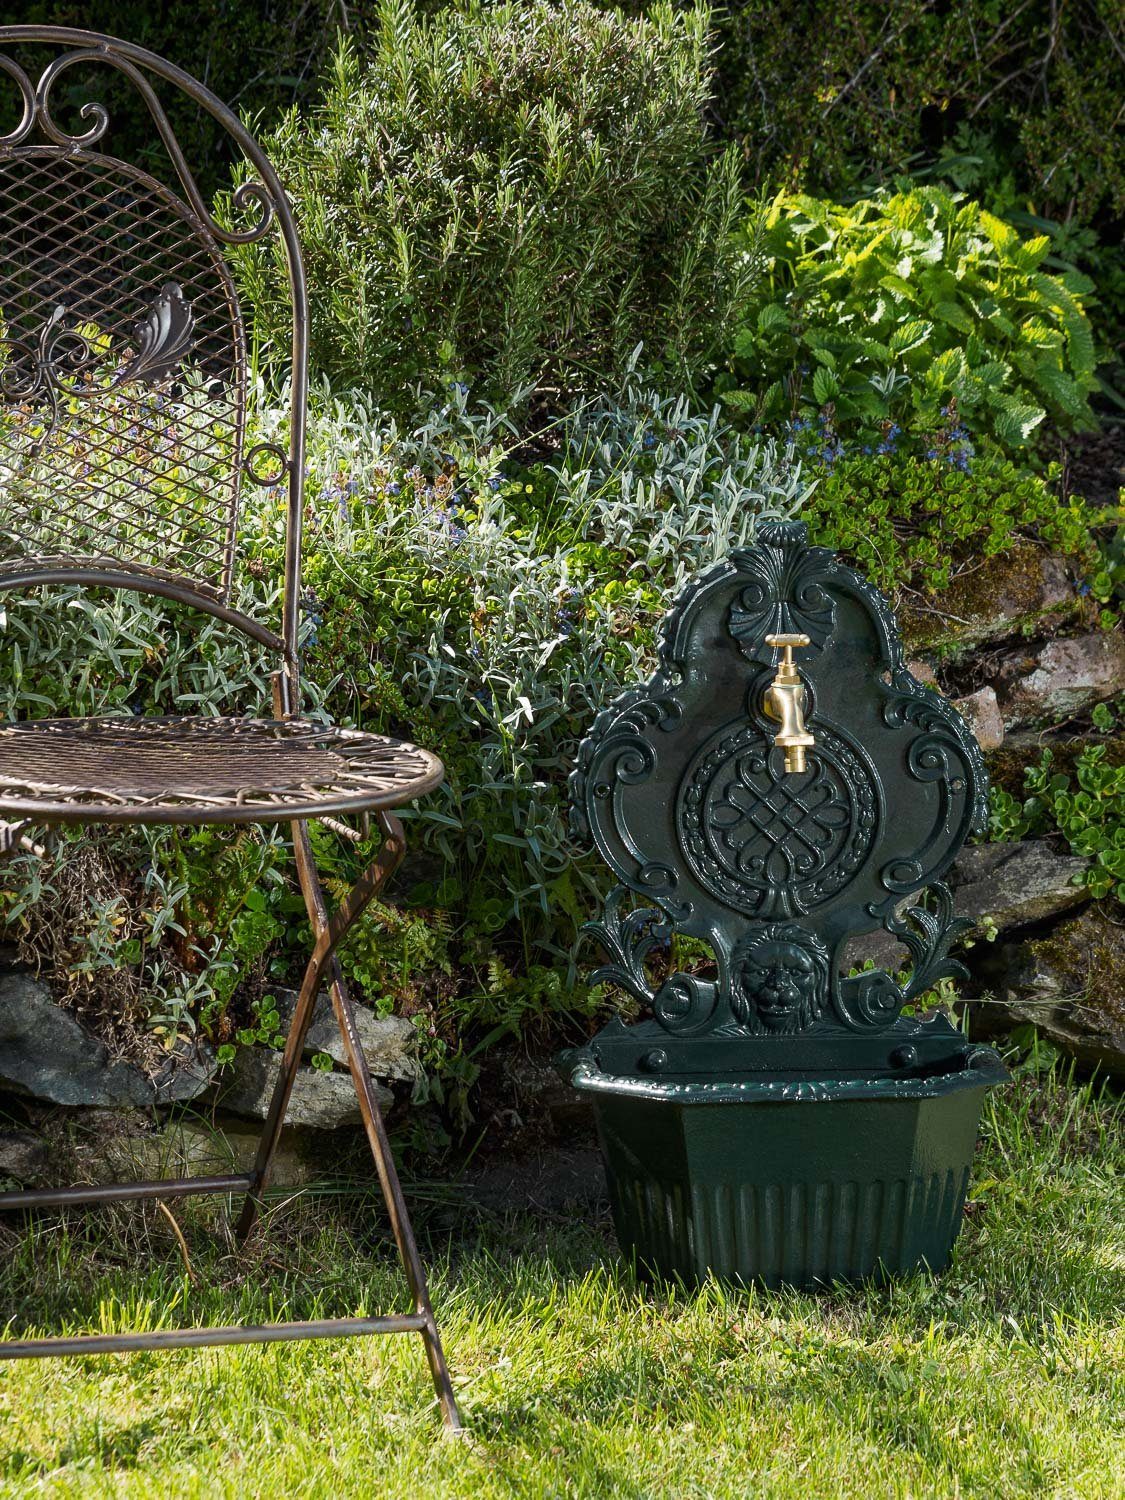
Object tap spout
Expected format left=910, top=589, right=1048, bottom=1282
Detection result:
left=763, top=633, right=815, bottom=774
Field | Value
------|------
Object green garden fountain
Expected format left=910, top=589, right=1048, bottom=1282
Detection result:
left=560, top=519, right=1007, bottom=1288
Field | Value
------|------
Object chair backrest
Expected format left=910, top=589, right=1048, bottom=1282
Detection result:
left=0, top=27, right=308, bottom=700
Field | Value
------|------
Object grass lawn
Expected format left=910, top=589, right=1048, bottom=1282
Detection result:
left=0, top=1064, right=1121, bottom=1499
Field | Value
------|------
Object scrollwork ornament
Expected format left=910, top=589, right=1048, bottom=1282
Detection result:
left=881, top=665, right=988, bottom=832
left=886, top=881, right=973, bottom=1005
left=651, top=972, right=718, bottom=1036
left=5, top=44, right=277, bottom=246
left=569, top=691, right=680, bottom=841
left=0, top=54, right=35, bottom=147
left=0, top=285, right=197, bottom=450
left=728, top=519, right=838, bottom=665
left=582, top=885, right=672, bottom=1008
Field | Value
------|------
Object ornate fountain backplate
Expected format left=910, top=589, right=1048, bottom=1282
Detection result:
left=571, top=520, right=988, bottom=1050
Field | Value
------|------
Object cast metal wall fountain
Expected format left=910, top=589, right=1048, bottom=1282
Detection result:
left=560, top=519, right=1007, bottom=1288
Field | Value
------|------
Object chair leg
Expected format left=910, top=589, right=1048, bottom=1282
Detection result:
left=235, top=813, right=463, bottom=1433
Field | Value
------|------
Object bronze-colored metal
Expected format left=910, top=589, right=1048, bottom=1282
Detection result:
left=0, top=1314, right=430, bottom=1361
left=0, top=1173, right=254, bottom=1211
left=0, top=716, right=444, bottom=825
left=0, top=26, right=461, bottom=1430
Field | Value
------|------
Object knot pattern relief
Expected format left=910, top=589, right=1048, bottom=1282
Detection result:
left=678, top=722, right=878, bottom=917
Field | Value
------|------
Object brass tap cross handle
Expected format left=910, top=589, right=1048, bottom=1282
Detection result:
left=763, top=633, right=815, bottom=774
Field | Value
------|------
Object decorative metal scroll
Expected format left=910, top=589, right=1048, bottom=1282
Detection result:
left=572, top=519, right=988, bottom=1040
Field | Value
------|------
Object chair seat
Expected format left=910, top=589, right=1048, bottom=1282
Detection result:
left=0, top=716, right=443, bottom=826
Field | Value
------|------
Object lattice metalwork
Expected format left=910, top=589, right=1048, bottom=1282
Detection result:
left=0, top=149, right=246, bottom=599
left=0, top=716, right=443, bottom=824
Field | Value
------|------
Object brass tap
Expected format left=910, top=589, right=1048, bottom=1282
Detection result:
left=763, top=633, right=815, bottom=774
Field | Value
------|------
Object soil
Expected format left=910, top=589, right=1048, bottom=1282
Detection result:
left=1060, top=421, right=1125, bottom=510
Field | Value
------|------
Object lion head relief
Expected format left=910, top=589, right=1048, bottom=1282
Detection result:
left=730, top=923, right=830, bottom=1034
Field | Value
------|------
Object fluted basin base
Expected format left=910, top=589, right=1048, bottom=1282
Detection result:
left=564, top=1052, right=1007, bottom=1290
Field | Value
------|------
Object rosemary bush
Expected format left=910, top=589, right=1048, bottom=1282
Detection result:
left=231, top=0, right=748, bottom=408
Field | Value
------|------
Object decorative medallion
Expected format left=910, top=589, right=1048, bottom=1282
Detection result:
left=677, top=721, right=878, bottom=918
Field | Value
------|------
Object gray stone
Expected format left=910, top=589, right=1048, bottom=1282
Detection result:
left=0, top=972, right=152, bottom=1107
left=104, top=1117, right=320, bottom=1188
left=215, top=1047, right=393, bottom=1128
left=997, top=631, right=1125, bottom=728
left=274, top=988, right=421, bottom=1083
left=946, top=841, right=1090, bottom=930
left=151, top=1036, right=219, bottom=1104
left=0, top=1128, right=49, bottom=1182
left=952, top=685, right=1004, bottom=751
left=845, top=839, right=1090, bottom=976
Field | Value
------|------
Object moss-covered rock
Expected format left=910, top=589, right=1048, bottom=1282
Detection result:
left=900, top=543, right=1081, bottom=655
left=993, top=908, right=1125, bottom=1075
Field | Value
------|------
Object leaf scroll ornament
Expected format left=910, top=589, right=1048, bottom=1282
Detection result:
left=115, top=282, right=195, bottom=388
left=728, top=519, right=837, bottom=665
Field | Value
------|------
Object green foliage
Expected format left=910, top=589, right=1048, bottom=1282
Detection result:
left=708, top=1, right=1125, bottom=228
left=718, top=187, right=1098, bottom=461
left=0, top=0, right=340, bottom=198
left=989, top=732, right=1125, bottom=903
left=802, top=452, right=1098, bottom=596
left=0, top=374, right=806, bottom=1092
left=231, top=0, right=748, bottom=407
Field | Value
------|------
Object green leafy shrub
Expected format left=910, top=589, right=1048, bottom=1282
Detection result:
left=718, top=186, right=1098, bottom=460
left=232, top=0, right=748, bottom=408
left=0, top=374, right=807, bottom=1088
left=989, top=726, right=1125, bottom=903
left=802, top=453, right=1098, bottom=596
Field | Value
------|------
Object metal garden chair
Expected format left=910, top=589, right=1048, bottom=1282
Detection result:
left=0, top=26, right=460, bottom=1430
